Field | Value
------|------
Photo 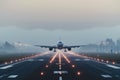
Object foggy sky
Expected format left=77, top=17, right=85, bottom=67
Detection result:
left=0, top=0, right=120, bottom=45
left=0, top=0, right=120, bottom=30
left=0, top=26, right=120, bottom=45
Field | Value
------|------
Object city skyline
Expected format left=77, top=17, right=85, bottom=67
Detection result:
left=1, top=38, right=120, bottom=53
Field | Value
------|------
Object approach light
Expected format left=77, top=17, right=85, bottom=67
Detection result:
left=77, top=71, right=81, bottom=76
left=40, top=72, right=44, bottom=76
left=72, top=65, right=75, bottom=68
left=45, top=65, right=49, bottom=68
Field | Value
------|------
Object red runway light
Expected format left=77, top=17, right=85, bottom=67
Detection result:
left=106, top=60, right=109, bottom=63
left=45, top=65, right=49, bottom=68
left=40, top=72, right=44, bottom=76
left=72, top=65, right=75, bottom=68
left=112, top=62, right=115, bottom=64
left=77, top=71, right=81, bottom=76
left=4, top=62, right=8, bottom=64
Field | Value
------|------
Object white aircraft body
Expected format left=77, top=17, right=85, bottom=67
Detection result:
left=35, top=41, right=80, bottom=52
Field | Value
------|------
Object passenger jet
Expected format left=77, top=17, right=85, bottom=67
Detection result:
left=35, top=41, right=80, bottom=52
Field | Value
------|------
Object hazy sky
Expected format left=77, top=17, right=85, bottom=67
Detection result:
left=0, top=0, right=120, bottom=45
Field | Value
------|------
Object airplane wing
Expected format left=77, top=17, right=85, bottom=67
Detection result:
left=35, top=45, right=57, bottom=51
left=35, top=45, right=56, bottom=48
left=62, top=45, right=80, bottom=51
left=63, top=45, right=80, bottom=48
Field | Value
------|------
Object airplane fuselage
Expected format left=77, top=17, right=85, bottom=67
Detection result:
left=57, top=41, right=64, bottom=49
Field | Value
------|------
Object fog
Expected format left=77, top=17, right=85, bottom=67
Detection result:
left=0, top=0, right=120, bottom=30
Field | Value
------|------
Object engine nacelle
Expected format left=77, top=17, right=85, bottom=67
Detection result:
left=67, top=47, right=71, bottom=51
left=49, top=47, right=53, bottom=51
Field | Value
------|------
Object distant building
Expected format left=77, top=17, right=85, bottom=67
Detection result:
left=117, top=39, right=120, bottom=53
left=3, top=41, right=15, bottom=49
left=105, top=38, right=115, bottom=53
left=80, top=38, right=116, bottom=53
left=0, top=41, right=15, bottom=52
left=79, top=44, right=99, bottom=53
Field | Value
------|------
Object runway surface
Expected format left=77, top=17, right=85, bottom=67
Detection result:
left=0, top=51, right=120, bottom=80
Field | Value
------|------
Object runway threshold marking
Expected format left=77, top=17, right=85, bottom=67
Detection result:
left=8, top=75, right=18, bottom=78
left=106, top=64, right=120, bottom=69
left=0, top=65, right=13, bottom=69
left=84, top=59, right=90, bottom=61
left=38, top=59, right=44, bottom=61
left=101, top=75, right=112, bottom=78
left=75, top=59, right=81, bottom=61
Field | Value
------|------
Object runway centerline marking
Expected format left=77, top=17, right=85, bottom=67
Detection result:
left=53, top=71, right=68, bottom=74
left=8, top=75, right=18, bottom=78
left=106, top=64, right=120, bottom=69
left=59, top=76, right=62, bottom=80
left=58, top=51, right=62, bottom=70
left=0, top=65, right=13, bottom=69
left=101, top=74, right=112, bottom=78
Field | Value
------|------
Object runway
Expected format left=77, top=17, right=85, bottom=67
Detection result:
left=0, top=51, right=120, bottom=80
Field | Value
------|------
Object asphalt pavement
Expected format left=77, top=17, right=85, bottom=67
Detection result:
left=0, top=51, right=120, bottom=80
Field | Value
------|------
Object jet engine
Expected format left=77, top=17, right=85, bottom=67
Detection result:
left=49, top=47, right=53, bottom=51
left=67, top=47, right=71, bottom=51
